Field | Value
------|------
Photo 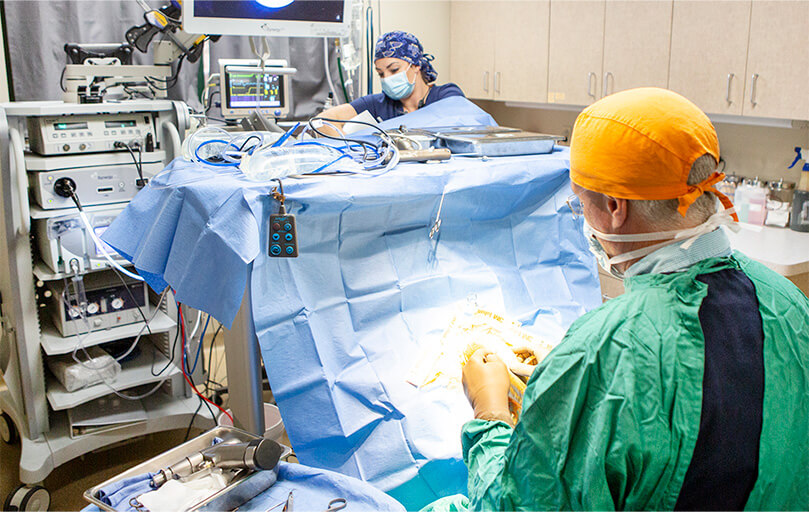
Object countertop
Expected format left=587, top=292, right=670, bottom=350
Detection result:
left=725, top=224, right=809, bottom=276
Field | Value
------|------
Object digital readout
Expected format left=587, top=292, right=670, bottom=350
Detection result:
left=104, top=120, right=137, bottom=128
left=54, top=122, right=88, bottom=131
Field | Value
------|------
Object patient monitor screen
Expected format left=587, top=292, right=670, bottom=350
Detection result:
left=224, top=70, right=285, bottom=110
left=193, top=0, right=344, bottom=23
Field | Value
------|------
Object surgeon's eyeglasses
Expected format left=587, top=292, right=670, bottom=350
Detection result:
left=566, top=194, right=583, bottom=218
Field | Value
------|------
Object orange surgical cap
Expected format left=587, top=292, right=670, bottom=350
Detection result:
left=569, top=87, right=734, bottom=218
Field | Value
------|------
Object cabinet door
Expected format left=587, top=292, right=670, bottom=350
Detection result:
left=450, top=0, right=496, bottom=99
left=743, top=1, right=809, bottom=119
left=669, top=0, right=751, bottom=115
left=547, top=0, right=606, bottom=105
left=602, top=0, right=672, bottom=96
left=493, top=1, right=550, bottom=103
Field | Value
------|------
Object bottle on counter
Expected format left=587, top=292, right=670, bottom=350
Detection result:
left=791, top=166, right=809, bottom=232
left=736, top=177, right=768, bottom=225
left=765, top=179, right=795, bottom=228
left=788, top=147, right=809, bottom=232
left=717, top=173, right=742, bottom=205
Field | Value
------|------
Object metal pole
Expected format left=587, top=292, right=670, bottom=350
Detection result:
left=223, top=265, right=265, bottom=435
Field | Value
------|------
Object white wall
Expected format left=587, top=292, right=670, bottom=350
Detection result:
left=369, top=0, right=451, bottom=92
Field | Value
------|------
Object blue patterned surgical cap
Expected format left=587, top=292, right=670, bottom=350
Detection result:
left=374, top=31, right=438, bottom=83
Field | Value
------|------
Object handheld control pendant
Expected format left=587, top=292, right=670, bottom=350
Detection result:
left=269, top=180, right=298, bottom=258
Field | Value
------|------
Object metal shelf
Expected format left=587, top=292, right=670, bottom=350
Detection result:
left=29, top=202, right=135, bottom=220
left=40, top=309, right=175, bottom=356
left=46, top=345, right=181, bottom=410
left=24, top=150, right=166, bottom=172
left=33, top=260, right=135, bottom=282
left=18, top=394, right=215, bottom=484
left=0, top=99, right=177, bottom=117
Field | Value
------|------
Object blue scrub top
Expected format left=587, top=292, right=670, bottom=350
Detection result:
left=349, top=83, right=465, bottom=121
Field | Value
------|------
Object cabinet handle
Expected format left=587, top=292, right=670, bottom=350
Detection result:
left=749, top=73, right=759, bottom=106
left=587, top=72, right=597, bottom=99
left=483, top=71, right=489, bottom=93
left=603, top=71, right=614, bottom=97
left=494, top=71, right=501, bottom=94
left=726, top=73, right=735, bottom=104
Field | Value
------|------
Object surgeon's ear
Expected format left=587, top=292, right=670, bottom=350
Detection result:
left=605, top=195, right=629, bottom=230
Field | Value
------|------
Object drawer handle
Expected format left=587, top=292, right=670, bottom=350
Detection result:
left=750, top=73, right=759, bottom=106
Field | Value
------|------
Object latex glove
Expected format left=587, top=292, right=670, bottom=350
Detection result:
left=510, top=346, right=540, bottom=377
left=462, top=348, right=513, bottom=426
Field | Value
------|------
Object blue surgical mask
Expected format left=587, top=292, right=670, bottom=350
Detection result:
left=583, top=221, right=625, bottom=280
left=381, top=64, right=415, bottom=100
left=581, top=207, right=739, bottom=281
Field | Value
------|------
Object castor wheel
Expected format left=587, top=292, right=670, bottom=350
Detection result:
left=3, top=485, right=51, bottom=511
left=0, top=411, right=19, bottom=444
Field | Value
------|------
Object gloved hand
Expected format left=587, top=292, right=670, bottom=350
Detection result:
left=510, top=345, right=540, bottom=377
left=462, top=348, right=513, bottom=426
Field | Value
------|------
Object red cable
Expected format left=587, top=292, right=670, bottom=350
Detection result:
left=179, top=305, right=233, bottom=424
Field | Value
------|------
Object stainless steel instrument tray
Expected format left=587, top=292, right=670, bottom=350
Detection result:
left=84, top=426, right=290, bottom=512
left=437, top=131, right=564, bottom=157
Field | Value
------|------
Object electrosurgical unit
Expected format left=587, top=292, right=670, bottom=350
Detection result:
left=27, top=113, right=156, bottom=155
left=45, top=271, right=150, bottom=336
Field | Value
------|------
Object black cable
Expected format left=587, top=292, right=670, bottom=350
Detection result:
left=186, top=359, right=217, bottom=434
left=315, top=116, right=391, bottom=138
left=119, top=142, right=144, bottom=180
left=146, top=55, right=185, bottom=90
left=123, top=86, right=154, bottom=100
left=205, top=322, right=223, bottom=395
left=183, top=399, right=204, bottom=442
left=205, top=90, right=220, bottom=115
left=238, top=134, right=261, bottom=152
left=59, top=66, right=67, bottom=92
left=151, top=314, right=180, bottom=376
left=307, top=118, right=381, bottom=153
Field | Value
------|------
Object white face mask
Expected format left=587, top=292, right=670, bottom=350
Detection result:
left=583, top=207, right=739, bottom=280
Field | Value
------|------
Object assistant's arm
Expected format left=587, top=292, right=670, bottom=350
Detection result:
left=313, top=103, right=359, bottom=137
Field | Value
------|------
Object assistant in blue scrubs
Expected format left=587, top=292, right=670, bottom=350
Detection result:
left=318, top=31, right=465, bottom=126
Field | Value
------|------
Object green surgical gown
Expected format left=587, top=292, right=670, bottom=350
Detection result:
left=425, top=253, right=809, bottom=511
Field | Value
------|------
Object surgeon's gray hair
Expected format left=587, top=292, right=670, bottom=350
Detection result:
left=629, top=154, right=719, bottom=229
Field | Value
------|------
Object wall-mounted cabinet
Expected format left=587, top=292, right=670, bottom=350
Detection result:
left=602, top=0, right=672, bottom=95
left=547, top=0, right=605, bottom=105
left=450, top=1, right=495, bottom=99
left=449, top=0, right=809, bottom=121
left=669, top=0, right=751, bottom=116
left=494, top=1, right=550, bottom=102
left=742, top=1, right=809, bottom=120
left=450, top=0, right=549, bottom=103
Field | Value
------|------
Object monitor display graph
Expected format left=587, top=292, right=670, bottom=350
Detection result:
left=226, top=71, right=284, bottom=109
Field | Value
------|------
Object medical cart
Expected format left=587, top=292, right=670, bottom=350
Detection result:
left=0, top=100, right=213, bottom=510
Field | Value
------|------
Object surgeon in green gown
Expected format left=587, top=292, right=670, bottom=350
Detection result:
left=425, top=88, right=809, bottom=511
